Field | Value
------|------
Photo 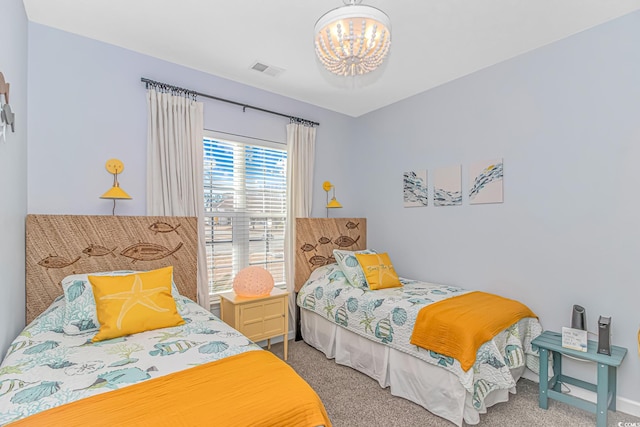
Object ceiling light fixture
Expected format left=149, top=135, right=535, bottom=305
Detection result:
left=314, top=0, right=392, bottom=77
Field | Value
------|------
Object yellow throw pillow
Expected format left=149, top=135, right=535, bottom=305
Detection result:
left=355, top=252, right=402, bottom=290
left=89, top=266, right=185, bottom=342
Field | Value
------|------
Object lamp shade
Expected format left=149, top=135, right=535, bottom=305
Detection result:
left=100, top=186, right=132, bottom=200
left=327, top=197, right=342, bottom=208
left=233, top=266, right=275, bottom=297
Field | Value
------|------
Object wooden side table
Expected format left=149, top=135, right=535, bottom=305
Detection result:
left=532, top=330, right=627, bottom=427
left=219, top=288, right=289, bottom=360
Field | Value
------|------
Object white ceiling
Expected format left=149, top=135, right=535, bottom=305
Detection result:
left=22, top=0, right=640, bottom=117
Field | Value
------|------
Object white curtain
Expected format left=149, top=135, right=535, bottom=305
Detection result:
left=284, top=122, right=316, bottom=332
left=146, top=89, right=210, bottom=310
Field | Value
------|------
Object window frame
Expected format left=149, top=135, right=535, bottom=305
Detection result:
left=203, top=131, right=288, bottom=298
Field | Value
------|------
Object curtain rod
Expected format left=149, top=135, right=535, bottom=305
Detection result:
left=141, top=77, right=319, bottom=127
left=205, top=129, right=285, bottom=146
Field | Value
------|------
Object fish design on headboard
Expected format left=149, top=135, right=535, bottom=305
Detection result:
left=334, top=235, right=360, bottom=248
left=300, top=243, right=318, bottom=253
left=37, top=255, right=81, bottom=269
left=307, top=255, right=335, bottom=267
left=148, top=222, right=181, bottom=235
left=82, top=244, right=117, bottom=258
left=294, top=218, right=367, bottom=292
left=120, top=242, right=184, bottom=262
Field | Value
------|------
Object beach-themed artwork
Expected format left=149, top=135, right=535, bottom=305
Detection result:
left=403, top=170, right=428, bottom=207
left=469, top=158, right=504, bottom=204
left=0, top=71, right=13, bottom=141
left=434, top=165, right=462, bottom=206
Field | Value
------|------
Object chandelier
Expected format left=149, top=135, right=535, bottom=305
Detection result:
left=314, top=0, right=392, bottom=77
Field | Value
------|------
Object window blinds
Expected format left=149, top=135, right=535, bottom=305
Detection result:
left=203, top=137, right=287, bottom=295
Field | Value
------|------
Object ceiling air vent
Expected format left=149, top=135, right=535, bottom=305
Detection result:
left=250, top=61, right=285, bottom=78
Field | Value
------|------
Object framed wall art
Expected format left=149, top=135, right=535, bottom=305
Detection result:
left=434, top=165, right=462, bottom=206
left=469, top=158, right=503, bottom=204
left=403, top=170, right=428, bottom=207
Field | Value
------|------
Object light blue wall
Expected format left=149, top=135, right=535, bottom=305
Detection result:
left=0, top=0, right=28, bottom=355
left=26, top=23, right=355, bottom=218
left=352, top=11, right=640, bottom=403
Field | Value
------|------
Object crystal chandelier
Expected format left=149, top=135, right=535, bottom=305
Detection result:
left=314, top=0, right=392, bottom=77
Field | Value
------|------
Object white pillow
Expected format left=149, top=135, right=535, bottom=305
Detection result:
left=332, top=249, right=376, bottom=288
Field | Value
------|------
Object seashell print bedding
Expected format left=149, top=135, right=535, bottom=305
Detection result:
left=0, top=296, right=260, bottom=425
left=297, top=264, right=543, bottom=410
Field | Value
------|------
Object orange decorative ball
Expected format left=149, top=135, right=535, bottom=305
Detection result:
left=233, top=266, right=275, bottom=297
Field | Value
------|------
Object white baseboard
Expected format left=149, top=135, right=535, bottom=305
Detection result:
left=521, top=370, right=640, bottom=418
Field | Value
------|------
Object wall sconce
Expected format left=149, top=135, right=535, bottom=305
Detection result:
left=100, top=158, right=131, bottom=215
left=323, top=180, right=342, bottom=217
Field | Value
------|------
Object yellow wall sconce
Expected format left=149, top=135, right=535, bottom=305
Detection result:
left=100, top=158, right=131, bottom=215
left=323, top=180, right=342, bottom=217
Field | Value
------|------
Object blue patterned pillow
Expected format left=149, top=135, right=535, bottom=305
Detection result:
left=61, top=270, right=181, bottom=335
left=333, top=249, right=376, bottom=288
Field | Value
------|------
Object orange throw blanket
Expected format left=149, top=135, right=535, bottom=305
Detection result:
left=410, top=291, right=537, bottom=371
left=10, top=351, right=331, bottom=427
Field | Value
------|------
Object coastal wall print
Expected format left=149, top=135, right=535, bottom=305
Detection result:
left=403, top=170, right=428, bottom=207
left=434, top=165, right=462, bottom=206
left=0, top=71, right=15, bottom=142
left=469, top=158, right=504, bottom=204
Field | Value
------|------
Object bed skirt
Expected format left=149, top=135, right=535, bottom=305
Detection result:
left=301, top=309, right=526, bottom=426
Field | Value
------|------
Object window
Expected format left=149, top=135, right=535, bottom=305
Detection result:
left=203, top=136, right=287, bottom=296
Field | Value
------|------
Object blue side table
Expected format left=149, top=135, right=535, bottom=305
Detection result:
left=532, top=330, right=627, bottom=427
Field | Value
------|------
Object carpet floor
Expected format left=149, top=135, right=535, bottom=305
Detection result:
left=267, top=340, right=639, bottom=427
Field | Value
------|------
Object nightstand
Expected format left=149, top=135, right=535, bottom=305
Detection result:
left=219, top=288, right=289, bottom=360
left=532, top=330, right=627, bottom=427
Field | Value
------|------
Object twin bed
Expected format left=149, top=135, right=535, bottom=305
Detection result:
left=294, top=218, right=542, bottom=427
left=0, top=215, right=330, bottom=426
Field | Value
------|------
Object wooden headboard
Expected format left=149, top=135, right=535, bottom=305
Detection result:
left=25, top=215, right=198, bottom=323
left=294, top=218, right=366, bottom=292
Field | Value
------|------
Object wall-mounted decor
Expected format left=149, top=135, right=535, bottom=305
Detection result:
left=434, top=165, right=462, bottom=206
left=0, top=71, right=15, bottom=141
left=469, top=158, right=504, bottom=204
left=403, top=170, right=428, bottom=207
left=323, top=180, right=342, bottom=217
left=100, top=158, right=132, bottom=215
